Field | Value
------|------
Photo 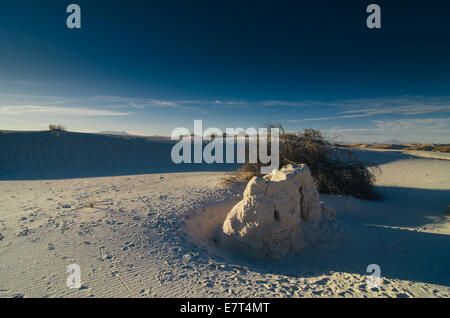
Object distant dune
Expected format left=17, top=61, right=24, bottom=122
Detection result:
left=345, top=143, right=450, bottom=153
left=97, top=131, right=130, bottom=136
left=0, top=130, right=237, bottom=180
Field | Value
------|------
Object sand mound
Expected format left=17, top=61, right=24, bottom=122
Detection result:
left=220, top=164, right=335, bottom=260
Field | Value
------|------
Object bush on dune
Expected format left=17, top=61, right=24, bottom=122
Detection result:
left=433, top=145, right=450, bottom=153
left=48, top=124, right=66, bottom=131
left=223, top=126, right=380, bottom=200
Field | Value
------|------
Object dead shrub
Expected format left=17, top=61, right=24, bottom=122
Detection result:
left=49, top=124, right=66, bottom=131
left=223, top=127, right=380, bottom=200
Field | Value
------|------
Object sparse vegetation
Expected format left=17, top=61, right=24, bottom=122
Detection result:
left=88, top=200, right=96, bottom=208
left=433, top=145, right=450, bottom=153
left=350, top=143, right=450, bottom=153
left=49, top=124, right=66, bottom=131
left=223, top=127, right=380, bottom=200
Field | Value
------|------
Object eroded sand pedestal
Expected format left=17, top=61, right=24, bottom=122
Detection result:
left=221, top=164, right=335, bottom=260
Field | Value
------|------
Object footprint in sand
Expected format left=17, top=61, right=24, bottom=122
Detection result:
left=16, top=226, right=30, bottom=237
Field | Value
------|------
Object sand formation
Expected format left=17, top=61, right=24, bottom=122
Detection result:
left=221, top=164, right=335, bottom=260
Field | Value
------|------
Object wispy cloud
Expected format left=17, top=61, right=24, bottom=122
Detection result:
left=288, top=114, right=367, bottom=123
left=321, top=118, right=450, bottom=137
left=341, top=104, right=450, bottom=116
left=286, top=96, right=450, bottom=122
left=91, top=96, right=179, bottom=109
left=372, top=118, right=450, bottom=130
left=0, top=94, right=192, bottom=111
left=0, top=105, right=132, bottom=116
left=4, top=94, right=449, bottom=115
left=211, top=99, right=332, bottom=108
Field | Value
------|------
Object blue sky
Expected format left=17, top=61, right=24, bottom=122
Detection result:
left=0, top=0, right=449, bottom=142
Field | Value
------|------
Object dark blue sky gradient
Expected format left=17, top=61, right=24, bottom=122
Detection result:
left=0, top=0, right=449, bottom=141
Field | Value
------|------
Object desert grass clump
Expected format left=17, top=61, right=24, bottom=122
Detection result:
left=87, top=200, right=96, bottom=208
left=433, top=145, right=450, bottom=153
left=49, top=124, right=66, bottom=131
left=223, top=127, right=380, bottom=200
left=222, top=164, right=260, bottom=186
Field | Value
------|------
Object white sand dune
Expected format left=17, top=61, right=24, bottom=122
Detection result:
left=0, top=130, right=237, bottom=180
left=0, top=132, right=449, bottom=298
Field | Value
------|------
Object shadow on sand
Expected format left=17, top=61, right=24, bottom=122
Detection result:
left=191, top=185, right=449, bottom=287
left=0, top=130, right=239, bottom=180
